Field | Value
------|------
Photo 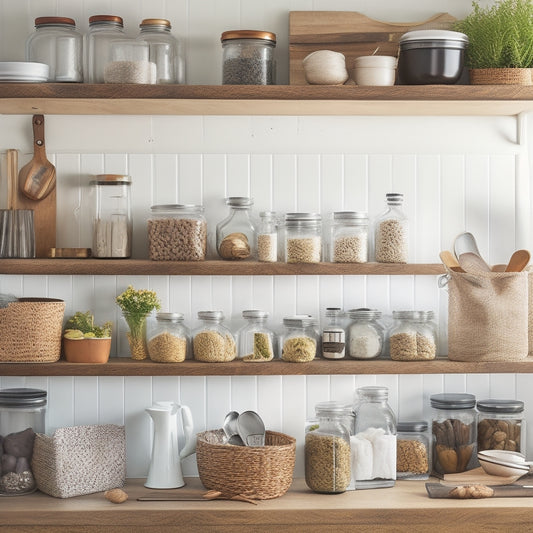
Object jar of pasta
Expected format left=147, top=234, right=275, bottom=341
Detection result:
left=281, top=316, right=318, bottom=362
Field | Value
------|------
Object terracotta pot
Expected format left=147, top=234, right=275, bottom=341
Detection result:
left=63, top=337, right=111, bottom=363
left=469, top=68, right=532, bottom=85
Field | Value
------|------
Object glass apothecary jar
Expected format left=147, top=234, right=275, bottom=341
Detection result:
left=236, top=310, right=275, bottom=362
left=330, top=211, right=368, bottom=263
left=216, top=197, right=255, bottom=260
left=430, top=393, right=477, bottom=475
left=347, top=308, right=384, bottom=360
left=192, top=311, right=236, bottom=362
left=374, top=193, right=408, bottom=263
left=281, top=316, right=318, bottom=362
left=0, top=388, right=47, bottom=495
left=306, top=401, right=355, bottom=436
left=256, top=211, right=279, bottom=262
left=321, top=308, right=346, bottom=359
left=147, top=312, right=189, bottom=363
left=284, top=213, right=322, bottom=264
left=477, top=399, right=525, bottom=454
left=389, top=311, right=437, bottom=361
left=396, top=421, right=431, bottom=480
left=148, top=204, right=207, bottom=261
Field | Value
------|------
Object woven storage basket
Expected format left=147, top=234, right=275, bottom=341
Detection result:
left=196, top=429, right=296, bottom=500
left=0, top=298, right=65, bottom=363
left=470, top=68, right=532, bottom=85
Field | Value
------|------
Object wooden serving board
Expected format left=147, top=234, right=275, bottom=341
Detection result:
left=289, top=11, right=457, bottom=85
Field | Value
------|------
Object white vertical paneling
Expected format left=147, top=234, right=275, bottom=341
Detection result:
left=444, top=374, right=467, bottom=393
left=319, top=276, right=343, bottom=323
left=343, top=275, right=366, bottom=310
left=250, top=154, right=273, bottom=212
left=74, top=377, right=99, bottom=426
left=153, top=154, right=178, bottom=203
left=55, top=154, right=82, bottom=248
left=465, top=155, right=490, bottom=258
left=421, top=374, right=444, bottom=420
left=416, top=155, right=440, bottom=263
left=296, top=154, right=320, bottom=212
left=466, top=374, right=491, bottom=401
left=205, top=376, right=231, bottom=430
left=257, top=375, right=283, bottom=432
left=152, top=376, right=179, bottom=403
left=489, top=374, right=516, bottom=399
left=231, top=376, right=257, bottom=413
left=129, top=153, right=152, bottom=259
left=440, top=155, right=465, bottom=251
left=273, top=276, right=297, bottom=324
left=398, top=375, right=424, bottom=421
left=392, top=155, right=416, bottom=262
left=47, top=377, right=74, bottom=434
left=226, top=154, right=250, bottom=195
left=48, top=275, right=73, bottom=317
left=296, top=275, right=320, bottom=317
left=169, top=276, right=192, bottom=321
left=273, top=154, right=297, bottom=213
left=306, top=375, right=330, bottom=418
left=282, top=376, right=306, bottom=476
left=344, top=154, right=368, bottom=211
left=320, top=154, right=343, bottom=215
left=330, top=375, right=356, bottom=405
left=231, top=276, right=253, bottom=324
left=104, top=153, right=128, bottom=175
left=98, top=377, right=125, bottom=425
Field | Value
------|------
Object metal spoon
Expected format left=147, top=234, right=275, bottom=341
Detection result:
left=454, top=232, right=491, bottom=271
left=237, top=411, right=265, bottom=447
left=223, top=411, right=244, bottom=445
left=505, top=249, right=530, bottom=272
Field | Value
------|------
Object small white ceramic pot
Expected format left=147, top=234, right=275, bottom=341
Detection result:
left=354, top=55, right=397, bottom=86
left=303, top=50, right=349, bottom=85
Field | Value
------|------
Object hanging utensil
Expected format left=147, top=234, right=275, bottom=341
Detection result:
left=454, top=232, right=491, bottom=271
left=505, top=249, right=530, bottom=272
left=223, top=410, right=244, bottom=445
left=237, top=411, right=266, bottom=447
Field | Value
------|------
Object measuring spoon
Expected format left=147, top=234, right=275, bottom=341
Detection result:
left=237, top=411, right=265, bottom=447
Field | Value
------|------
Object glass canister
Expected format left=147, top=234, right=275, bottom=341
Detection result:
left=396, top=421, right=431, bottom=480
left=306, top=401, right=355, bottom=436
left=25, top=17, right=83, bottom=82
left=321, top=308, right=346, bottom=360
left=90, top=174, right=132, bottom=258
left=353, top=386, right=397, bottom=489
left=430, top=393, right=477, bottom=475
left=221, top=30, right=276, bottom=85
left=374, top=193, right=408, bottom=263
left=148, top=204, right=207, bottom=261
left=284, top=213, right=322, bottom=264
left=477, top=399, right=525, bottom=453
left=330, top=211, right=369, bottom=263
left=192, top=311, right=236, bottom=362
left=216, top=197, right=255, bottom=260
left=104, top=39, right=153, bottom=83
left=237, top=310, right=275, bottom=361
left=305, top=402, right=352, bottom=494
left=389, top=311, right=437, bottom=361
left=281, top=316, right=318, bottom=362
left=0, top=388, right=47, bottom=495
left=256, top=211, right=279, bottom=262
left=147, top=312, right=189, bottom=363
left=347, top=308, right=384, bottom=360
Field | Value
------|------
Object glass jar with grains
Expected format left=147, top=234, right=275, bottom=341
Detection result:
left=284, top=213, right=322, bottom=264
left=216, top=197, right=255, bottom=260
left=147, top=312, right=189, bottom=363
left=396, top=421, right=431, bottom=480
left=256, top=211, right=279, bottom=262
left=192, top=311, right=236, bottom=363
left=374, top=193, right=408, bottom=263
left=330, top=211, right=368, bottom=263
left=347, top=308, right=384, bottom=360
left=321, top=308, right=346, bottom=359
left=389, top=311, right=437, bottom=361
left=104, top=39, right=154, bottom=84
left=281, top=316, right=318, bottom=362
left=236, top=310, right=275, bottom=362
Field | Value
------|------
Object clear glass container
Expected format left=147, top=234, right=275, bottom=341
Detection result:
left=306, top=401, right=355, bottom=436
left=305, top=402, right=352, bottom=494
left=90, top=174, right=132, bottom=258
left=389, top=310, right=437, bottom=361
left=284, top=213, right=322, bottom=264
left=216, top=197, right=255, bottom=260
left=236, top=309, right=275, bottom=361
left=374, top=193, right=408, bottom=263
left=137, top=18, right=184, bottom=84
left=148, top=204, right=207, bottom=261
left=281, top=316, right=318, bottom=362
left=330, top=211, right=368, bottom=263
left=396, top=421, right=431, bottom=480
left=353, top=386, right=397, bottom=489
left=0, top=388, right=47, bottom=495
left=221, top=30, right=276, bottom=85
left=430, top=393, right=477, bottom=475
left=147, top=312, right=189, bottom=363
left=104, top=39, right=153, bottom=83
left=347, top=308, right=384, bottom=360
left=321, top=308, right=346, bottom=359
left=477, top=399, right=525, bottom=454
left=192, top=311, right=236, bottom=362
left=26, top=17, right=83, bottom=82
left=256, top=211, right=278, bottom=262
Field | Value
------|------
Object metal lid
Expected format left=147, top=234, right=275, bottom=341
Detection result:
left=259, top=211, right=278, bottom=218
left=393, top=310, right=429, bottom=321
left=198, top=310, right=224, bottom=321
left=385, top=192, right=404, bottom=206
left=315, top=401, right=353, bottom=415
left=242, top=309, right=269, bottom=319
left=0, top=388, right=47, bottom=406
left=156, top=312, right=184, bottom=322
left=140, top=18, right=171, bottom=29
left=90, top=174, right=131, bottom=185
left=284, top=212, right=321, bottom=228
left=35, top=17, right=76, bottom=26
left=397, top=420, right=428, bottom=432
left=325, top=307, right=345, bottom=318
left=225, top=196, right=253, bottom=207
left=150, top=204, right=204, bottom=213
left=89, top=15, right=124, bottom=26
left=348, top=308, right=381, bottom=320
left=357, top=385, right=389, bottom=400
left=283, top=315, right=316, bottom=328
left=430, top=393, right=476, bottom=410
left=477, top=399, right=524, bottom=414
left=399, top=30, right=469, bottom=44
left=333, top=211, right=368, bottom=221
left=221, top=30, right=276, bottom=43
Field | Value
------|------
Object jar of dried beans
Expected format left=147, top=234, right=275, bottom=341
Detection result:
left=281, top=316, right=318, bottom=362
left=256, top=211, right=279, bottom=262
left=374, top=193, right=408, bottom=263
left=192, top=311, right=236, bottom=362
left=236, top=309, right=275, bottom=362
left=330, top=211, right=368, bottom=263
left=396, top=421, right=431, bottom=480
left=389, top=311, right=437, bottom=361
left=147, top=312, right=189, bottom=363
left=284, top=213, right=322, bottom=264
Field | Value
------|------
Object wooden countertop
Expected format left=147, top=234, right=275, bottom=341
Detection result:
left=3, top=478, right=533, bottom=532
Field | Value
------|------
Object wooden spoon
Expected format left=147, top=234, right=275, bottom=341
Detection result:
left=505, top=249, right=531, bottom=272
left=439, top=250, right=464, bottom=272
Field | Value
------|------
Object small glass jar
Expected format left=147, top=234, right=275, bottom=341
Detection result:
left=104, top=39, right=153, bottom=84
left=330, top=211, right=368, bottom=263
left=347, top=308, right=384, bottom=360
left=306, top=401, right=355, bottom=436
left=148, top=204, right=207, bottom=261
left=0, top=388, right=47, bottom=495
left=221, top=30, right=276, bottom=85
left=147, top=312, right=189, bottom=363
left=25, top=17, right=83, bottom=82
left=353, top=386, right=396, bottom=489
left=430, top=393, right=477, bottom=475
left=237, top=310, right=275, bottom=361
left=256, top=211, right=278, bottom=262
left=477, top=399, right=525, bottom=454
left=137, top=18, right=184, bottom=84
left=396, top=421, right=431, bottom=480
left=389, top=311, right=437, bottom=361
left=90, top=174, right=132, bottom=258
left=305, top=402, right=352, bottom=494
left=281, top=316, right=318, bottom=362
left=374, top=193, right=408, bottom=263
left=216, top=197, right=255, bottom=260
left=192, top=311, right=236, bottom=362
left=321, top=308, right=346, bottom=359
left=284, top=213, right=322, bottom=264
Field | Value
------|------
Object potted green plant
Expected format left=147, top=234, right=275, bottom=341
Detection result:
left=454, top=0, right=533, bottom=85
left=63, top=311, right=113, bottom=364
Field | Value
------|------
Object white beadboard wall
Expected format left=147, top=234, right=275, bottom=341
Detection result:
left=0, top=0, right=532, bottom=479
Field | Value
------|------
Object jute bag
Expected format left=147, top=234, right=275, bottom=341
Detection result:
left=447, top=270, right=528, bottom=361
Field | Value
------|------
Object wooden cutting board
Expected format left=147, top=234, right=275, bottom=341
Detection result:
left=426, top=482, right=533, bottom=498
left=289, top=11, right=457, bottom=85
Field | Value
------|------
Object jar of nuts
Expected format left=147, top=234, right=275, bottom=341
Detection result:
left=281, top=316, right=318, bottom=362
left=374, top=193, right=408, bottom=263
left=192, top=311, right=236, bottom=362
left=396, top=421, right=431, bottom=480
left=389, top=311, right=437, bottom=361
left=147, top=312, right=189, bottom=363
left=216, top=197, right=255, bottom=260
left=284, top=213, right=322, bottom=263
left=236, top=309, right=276, bottom=361
left=330, top=211, right=368, bottom=263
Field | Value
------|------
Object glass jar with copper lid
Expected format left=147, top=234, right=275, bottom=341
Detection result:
left=221, top=30, right=276, bottom=84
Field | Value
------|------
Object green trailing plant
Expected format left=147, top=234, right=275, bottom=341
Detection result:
left=64, top=311, right=113, bottom=339
left=454, top=0, right=533, bottom=68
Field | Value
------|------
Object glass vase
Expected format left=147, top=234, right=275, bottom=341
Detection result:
left=122, top=311, right=149, bottom=360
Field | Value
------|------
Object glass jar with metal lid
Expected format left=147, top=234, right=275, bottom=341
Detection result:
left=389, top=310, right=437, bottom=361
left=216, top=197, right=255, bottom=260
left=221, top=30, right=276, bottom=85
left=236, top=310, right=275, bottom=361
left=192, top=311, right=236, bottom=362
left=147, top=312, right=189, bottom=363
left=25, top=17, right=83, bottom=82
left=477, top=399, right=525, bottom=454
left=374, top=193, right=408, bottom=263
left=281, top=315, right=318, bottom=362
left=90, top=174, right=132, bottom=258
left=347, top=308, right=384, bottom=360
left=306, top=400, right=355, bottom=436
left=396, top=421, right=431, bottom=480
left=321, top=308, right=346, bottom=360
left=284, top=213, right=322, bottom=264
left=330, top=211, right=368, bottom=263
left=256, top=211, right=279, bottom=262
left=148, top=204, right=207, bottom=261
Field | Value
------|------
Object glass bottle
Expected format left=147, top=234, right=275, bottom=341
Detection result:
left=280, top=316, right=318, bottom=362
left=389, top=310, right=437, bottom=361
left=396, top=421, right=431, bottom=480
left=330, top=211, right=368, bottom=263
left=284, top=213, right=322, bottom=264
left=216, top=197, right=255, bottom=260
left=104, top=39, right=153, bottom=84
left=147, top=312, right=189, bottom=363
left=321, top=308, right=346, bottom=360
left=374, top=193, right=408, bottom=263
left=477, top=399, right=525, bottom=453
left=192, top=311, right=236, bottom=362
left=353, top=386, right=396, bottom=489
left=256, top=211, right=278, bottom=262
left=347, top=308, right=384, bottom=360
left=237, top=310, right=275, bottom=361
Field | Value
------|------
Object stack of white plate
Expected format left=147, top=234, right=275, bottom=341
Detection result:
left=0, top=62, right=49, bottom=82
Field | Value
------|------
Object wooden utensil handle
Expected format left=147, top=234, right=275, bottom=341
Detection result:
left=32, top=115, right=46, bottom=154
left=6, top=149, right=18, bottom=210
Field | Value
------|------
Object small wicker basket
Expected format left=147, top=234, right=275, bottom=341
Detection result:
left=196, top=429, right=296, bottom=500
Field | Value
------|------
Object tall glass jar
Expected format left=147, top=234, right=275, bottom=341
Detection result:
left=147, top=312, right=189, bottom=363
left=256, top=211, right=278, bottom=262
left=321, top=308, right=346, bottom=359
left=221, top=30, right=276, bottom=85
left=284, top=213, right=322, bottom=264
left=192, top=311, right=236, bottom=362
left=26, top=17, right=83, bottom=82
left=216, top=197, right=255, bottom=260
left=477, top=399, right=525, bottom=453
left=353, top=386, right=396, bottom=489
left=305, top=402, right=352, bottom=494
left=347, top=308, right=384, bottom=360
left=389, top=310, right=437, bottom=361
left=281, top=316, right=318, bottom=362
left=430, top=393, right=477, bottom=475
left=90, top=174, right=132, bottom=258
left=0, top=388, right=47, bottom=495
left=330, top=211, right=368, bottom=263
left=396, top=421, right=431, bottom=480
left=306, top=401, right=355, bottom=436
left=237, top=310, right=275, bottom=361
left=374, top=193, right=408, bottom=263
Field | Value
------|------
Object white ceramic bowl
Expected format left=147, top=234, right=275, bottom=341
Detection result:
left=478, top=450, right=530, bottom=477
left=353, top=56, right=397, bottom=86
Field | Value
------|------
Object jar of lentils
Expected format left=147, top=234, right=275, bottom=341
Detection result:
left=477, top=399, right=525, bottom=453
left=284, top=213, right=322, bottom=264
left=389, top=311, right=437, bottom=361
left=330, top=211, right=368, bottom=263
left=147, top=312, right=189, bottom=363
left=192, top=311, right=236, bottom=362
left=281, top=316, right=318, bottom=362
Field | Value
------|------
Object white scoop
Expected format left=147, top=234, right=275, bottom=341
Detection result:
left=478, top=450, right=533, bottom=477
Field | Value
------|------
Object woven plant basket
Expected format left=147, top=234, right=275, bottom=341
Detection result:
left=470, top=68, right=532, bottom=85
left=196, top=429, right=296, bottom=500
